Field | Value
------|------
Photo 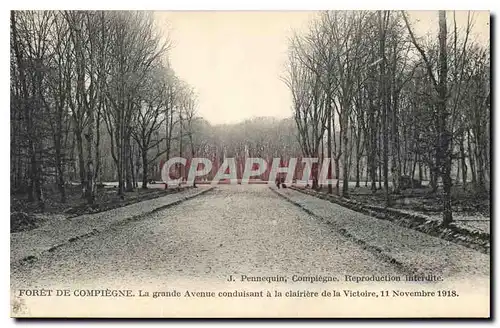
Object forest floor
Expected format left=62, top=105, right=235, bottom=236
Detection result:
left=312, top=182, right=490, bottom=234
left=10, top=186, right=213, bottom=265
left=10, top=182, right=189, bottom=233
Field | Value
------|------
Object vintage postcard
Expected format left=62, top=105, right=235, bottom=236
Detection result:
left=10, top=10, right=490, bottom=318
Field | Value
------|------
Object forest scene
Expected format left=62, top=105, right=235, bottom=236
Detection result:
left=282, top=11, right=490, bottom=233
left=9, top=10, right=491, bottom=319
left=10, top=10, right=489, bottom=232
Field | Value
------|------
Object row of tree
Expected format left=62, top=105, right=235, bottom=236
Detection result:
left=10, top=10, right=201, bottom=206
left=283, top=10, right=490, bottom=225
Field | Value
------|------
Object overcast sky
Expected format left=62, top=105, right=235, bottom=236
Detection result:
left=154, top=11, right=489, bottom=125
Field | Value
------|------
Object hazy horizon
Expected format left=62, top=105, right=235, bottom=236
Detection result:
left=154, top=10, right=490, bottom=125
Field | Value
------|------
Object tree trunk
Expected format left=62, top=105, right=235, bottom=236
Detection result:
left=430, top=167, right=438, bottom=192
left=341, top=108, right=349, bottom=198
left=94, top=104, right=102, bottom=185
left=334, top=156, right=340, bottom=194
left=418, top=156, right=423, bottom=182
left=438, top=10, right=452, bottom=226
left=141, top=148, right=148, bottom=189
left=312, top=153, right=319, bottom=190
left=364, top=157, right=369, bottom=187
left=84, top=113, right=95, bottom=205
left=391, top=93, right=401, bottom=194
left=475, top=128, right=486, bottom=194
left=355, top=155, right=360, bottom=188
left=164, top=107, right=173, bottom=189
left=116, top=119, right=124, bottom=196
left=411, top=152, right=418, bottom=182
left=327, top=104, right=333, bottom=194
left=467, top=129, right=476, bottom=187
left=378, top=126, right=382, bottom=190
left=125, top=135, right=134, bottom=192
left=379, top=12, right=390, bottom=206
left=76, top=132, right=86, bottom=188
left=55, top=132, right=66, bottom=203
left=130, top=142, right=136, bottom=189
left=459, top=134, right=467, bottom=190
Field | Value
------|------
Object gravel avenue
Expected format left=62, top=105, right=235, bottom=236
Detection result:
left=11, top=184, right=403, bottom=289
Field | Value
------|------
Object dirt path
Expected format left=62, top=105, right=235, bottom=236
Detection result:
left=11, top=184, right=399, bottom=288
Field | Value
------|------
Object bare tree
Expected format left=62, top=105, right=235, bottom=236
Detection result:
left=103, top=11, right=168, bottom=195
left=283, top=34, right=328, bottom=189
left=131, top=62, right=170, bottom=189
left=403, top=10, right=453, bottom=225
